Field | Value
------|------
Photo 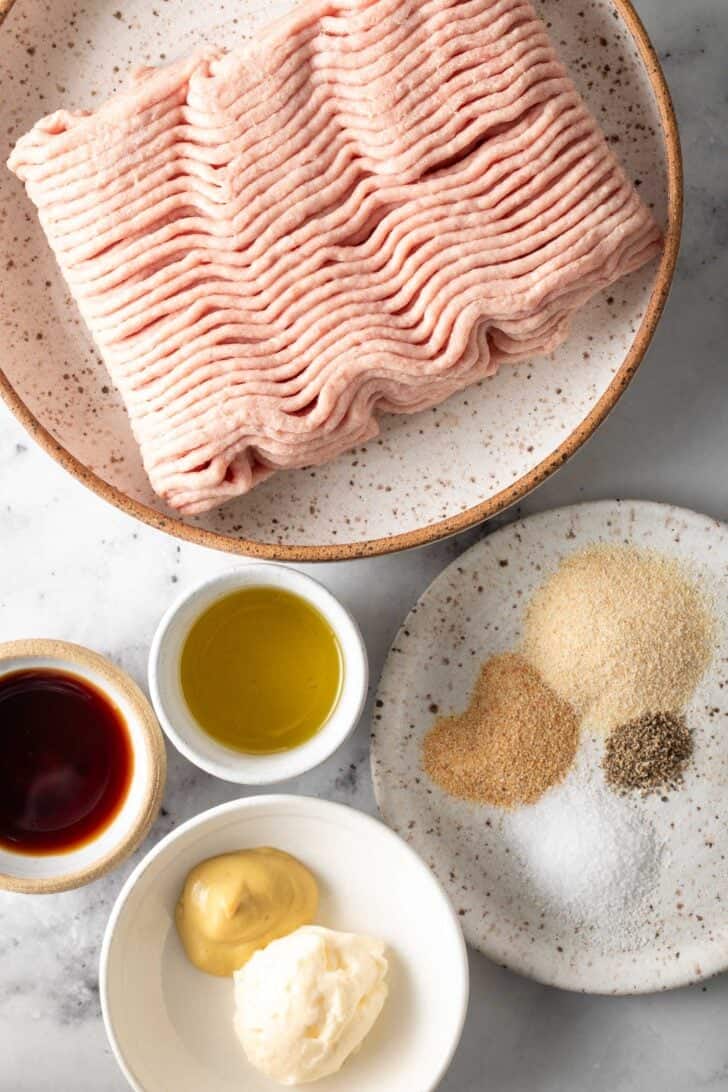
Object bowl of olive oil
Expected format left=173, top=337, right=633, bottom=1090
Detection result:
left=149, top=566, right=368, bottom=784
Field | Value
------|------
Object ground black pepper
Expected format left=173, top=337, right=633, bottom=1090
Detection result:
left=603, top=712, right=693, bottom=794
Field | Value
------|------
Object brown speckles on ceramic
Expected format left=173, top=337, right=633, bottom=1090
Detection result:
left=0, top=1, right=681, bottom=561
left=371, top=501, right=728, bottom=994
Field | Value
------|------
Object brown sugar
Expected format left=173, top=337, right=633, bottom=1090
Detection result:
left=423, top=653, right=579, bottom=809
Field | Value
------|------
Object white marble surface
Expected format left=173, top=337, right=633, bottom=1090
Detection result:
left=0, top=0, right=726, bottom=1088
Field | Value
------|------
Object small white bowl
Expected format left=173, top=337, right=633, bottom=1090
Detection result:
left=148, top=565, right=368, bottom=784
left=0, top=639, right=166, bottom=894
left=101, top=794, right=469, bottom=1092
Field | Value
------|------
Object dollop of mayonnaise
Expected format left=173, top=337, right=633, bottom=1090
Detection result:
left=175, top=847, right=318, bottom=976
left=233, top=925, right=388, bottom=1085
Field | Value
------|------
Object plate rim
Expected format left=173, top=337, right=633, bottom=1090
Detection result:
left=99, top=792, right=470, bottom=1092
left=0, top=0, right=683, bottom=562
left=371, top=498, right=728, bottom=995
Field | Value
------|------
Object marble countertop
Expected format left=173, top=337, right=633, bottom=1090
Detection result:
left=1, top=0, right=726, bottom=1088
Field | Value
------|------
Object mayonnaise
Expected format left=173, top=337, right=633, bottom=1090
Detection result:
left=234, top=926, right=389, bottom=1085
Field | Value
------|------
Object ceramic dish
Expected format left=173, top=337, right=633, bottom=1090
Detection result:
left=371, top=500, right=728, bottom=994
left=0, top=0, right=680, bottom=561
left=101, top=794, right=469, bottom=1092
left=149, top=565, right=368, bottom=783
left=0, top=639, right=166, bottom=894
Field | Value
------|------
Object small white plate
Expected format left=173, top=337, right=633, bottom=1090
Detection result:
left=100, top=794, right=468, bottom=1092
left=371, top=500, right=728, bottom=994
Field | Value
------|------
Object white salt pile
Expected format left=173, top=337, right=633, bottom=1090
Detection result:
left=508, top=770, right=664, bottom=941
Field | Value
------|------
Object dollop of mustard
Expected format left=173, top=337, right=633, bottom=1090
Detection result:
left=175, top=847, right=318, bottom=976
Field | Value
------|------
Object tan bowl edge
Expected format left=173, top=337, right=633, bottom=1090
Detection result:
left=0, top=638, right=167, bottom=895
left=0, top=0, right=683, bottom=562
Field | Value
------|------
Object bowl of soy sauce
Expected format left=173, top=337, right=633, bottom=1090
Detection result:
left=0, top=639, right=166, bottom=893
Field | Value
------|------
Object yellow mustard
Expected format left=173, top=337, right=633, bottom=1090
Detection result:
left=175, top=847, right=318, bottom=976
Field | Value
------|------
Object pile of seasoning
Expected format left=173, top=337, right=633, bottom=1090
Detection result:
left=522, top=544, right=714, bottom=734
left=423, top=543, right=714, bottom=820
left=508, top=767, right=663, bottom=937
left=420, top=540, right=717, bottom=946
left=603, top=712, right=693, bottom=795
left=423, top=653, right=579, bottom=809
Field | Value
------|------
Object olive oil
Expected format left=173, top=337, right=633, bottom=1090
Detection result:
left=180, top=586, right=342, bottom=754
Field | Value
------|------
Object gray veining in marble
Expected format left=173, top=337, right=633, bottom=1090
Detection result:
left=1, top=0, right=727, bottom=1088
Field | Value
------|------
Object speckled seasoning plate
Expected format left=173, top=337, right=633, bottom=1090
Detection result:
left=371, top=500, right=728, bottom=994
left=0, top=1, right=680, bottom=560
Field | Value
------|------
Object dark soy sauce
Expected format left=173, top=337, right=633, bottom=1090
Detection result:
left=0, top=669, right=133, bottom=854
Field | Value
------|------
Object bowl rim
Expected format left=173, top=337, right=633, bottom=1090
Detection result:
left=148, top=564, right=369, bottom=784
left=0, top=638, right=167, bottom=894
left=99, top=793, right=470, bottom=1092
left=0, top=0, right=682, bottom=562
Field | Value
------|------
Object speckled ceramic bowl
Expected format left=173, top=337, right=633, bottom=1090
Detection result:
left=372, top=501, right=728, bottom=994
left=0, top=0, right=680, bottom=560
left=0, top=639, right=166, bottom=894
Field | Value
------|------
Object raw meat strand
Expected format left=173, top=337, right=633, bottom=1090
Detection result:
left=45, top=79, right=589, bottom=307
left=84, top=96, right=591, bottom=322
left=153, top=128, right=614, bottom=350
left=19, top=6, right=554, bottom=232
left=50, top=60, right=572, bottom=271
left=109, top=155, right=631, bottom=393
left=59, top=176, right=646, bottom=404
left=135, top=193, right=650, bottom=453
left=35, top=44, right=567, bottom=275
left=70, top=191, right=650, bottom=438
left=10, top=0, right=529, bottom=180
